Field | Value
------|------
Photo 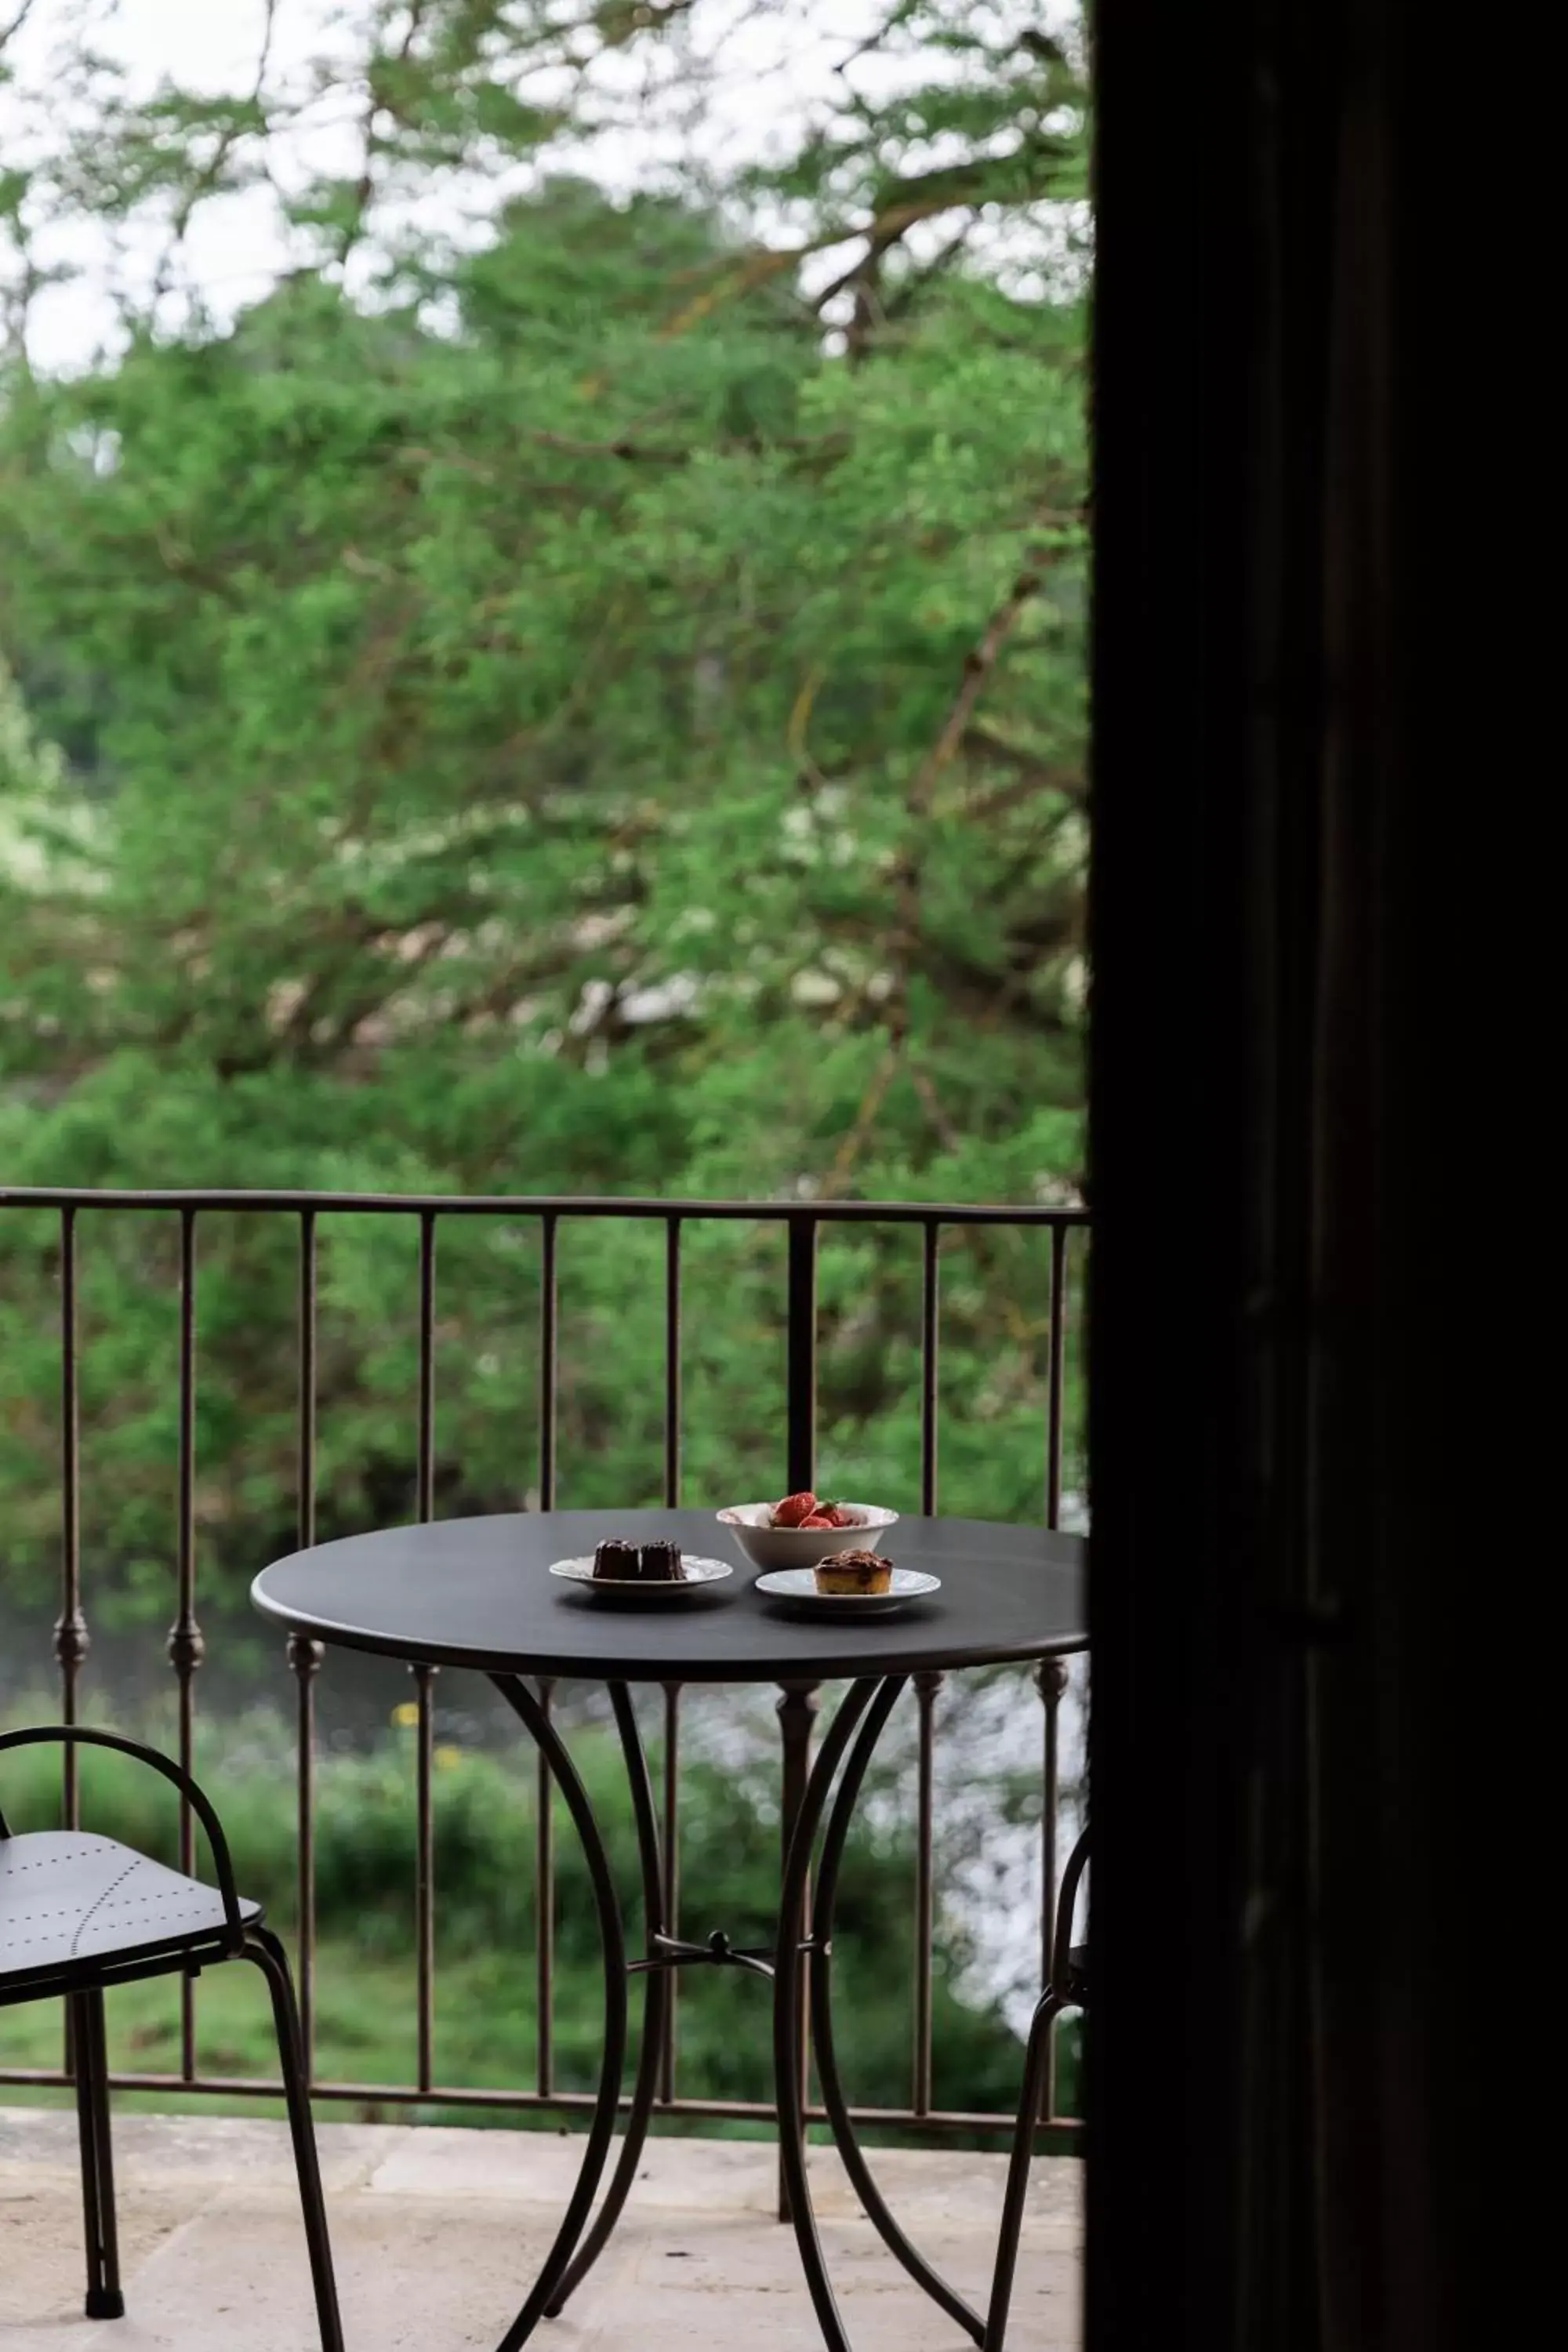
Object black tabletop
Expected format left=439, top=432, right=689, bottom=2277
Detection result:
left=251, top=1509, right=1087, bottom=1684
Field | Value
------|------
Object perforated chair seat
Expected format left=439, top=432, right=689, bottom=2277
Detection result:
left=0, top=1831, right=261, bottom=1989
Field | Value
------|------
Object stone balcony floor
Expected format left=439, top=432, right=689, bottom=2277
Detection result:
left=1, top=2107, right=1081, bottom=2350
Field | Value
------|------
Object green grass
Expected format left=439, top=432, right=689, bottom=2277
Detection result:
left=1, top=1940, right=689, bottom=2129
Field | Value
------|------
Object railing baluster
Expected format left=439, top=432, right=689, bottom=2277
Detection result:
left=913, top=1671, right=942, bottom=2114
left=539, top=1211, right=558, bottom=1509
left=1036, top=1657, right=1070, bottom=2116
left=290, top=1208, right=322, bottom=2075
left=534, top=1214, right=559, bottom=2100
left=56, top=1207, right=86, bottom=2084
left=289, top=1634, right=323, bottom=2073
left=779, top=1212, right=819, bottom=2216
left=413, top=1210, right=438, bottom=2092
left=660, top=1219, right=684, bottom=2102
left=664, top=1215, right=682, bottom=1508
left=536, top=1676, right=556, bottom=2096
left=413, top=1661, right=437, bottom=2092
left=416, top=1210, right=436, bottom=1523
left=55, top=1206, right=85, bottom=1824
left=920, top=1219, right=940, bottom=1515
left=660, top=1680, right=681, bottom=2103
left=169, top=1207, right=205, bottom=2082
left=298, top=1211, right=318, bottom=1554
left=1046, top=1223, right=1068, bottom=1529
left=775, top=1679, right=821, bottom=2220
left=785, top=1214, right=817, bottom=1496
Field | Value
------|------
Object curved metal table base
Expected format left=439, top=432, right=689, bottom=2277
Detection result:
left=488, top=1675, right=630, bottom=2352
left=486, top=1669, right=1034, bottom=2352
left=775, top=1676, right=993, bottom=2352
left=541, top=1684, right=669, bottom=2318
left=808, top=1679, right=988, bottom=2346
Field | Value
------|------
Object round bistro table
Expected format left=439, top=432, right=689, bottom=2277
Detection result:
left=252, top=1508, right=1087, bottom=2352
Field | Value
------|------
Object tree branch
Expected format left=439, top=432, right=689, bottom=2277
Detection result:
left=864, top=533, right=1065, bottom=1069
left=0, top=0, right=38, bottom=53
left=961, top=724, right=1086, bottom=800
left=822, top=1041, right=901, bottom=1197
left=658, top=184, right=1022, bottom=340
left=907, top=563, right=1050, bottom=823
left=401, top=427, right=851, bottom=474
left=337, top=0, right=430, bottom=269
left=151, top=0, right=278, bottom=305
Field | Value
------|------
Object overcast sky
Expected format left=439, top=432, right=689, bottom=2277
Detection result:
left=2, top=0, right=1080, bottom=373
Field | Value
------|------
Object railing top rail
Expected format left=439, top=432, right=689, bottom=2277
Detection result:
left=0, top=1187, right=1087, bottom=1228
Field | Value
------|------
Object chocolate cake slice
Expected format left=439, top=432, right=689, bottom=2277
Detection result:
left=592, top=1538, right=640, bottom=1581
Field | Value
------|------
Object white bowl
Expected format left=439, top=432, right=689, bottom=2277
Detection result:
left=716, top=1501, right=899, bottom=1573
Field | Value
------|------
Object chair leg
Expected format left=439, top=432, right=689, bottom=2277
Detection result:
left=984, top=1991, right=1062, bottom=2352
left=242, top=1926, right=345, bottom=2352
left=70, top=1987, right=125, bottom=2320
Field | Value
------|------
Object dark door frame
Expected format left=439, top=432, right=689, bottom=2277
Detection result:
left=1087, top=2, right=1475, bottom=2347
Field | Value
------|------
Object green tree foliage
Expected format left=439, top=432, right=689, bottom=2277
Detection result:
left=2, top=4, right=1087, bottom=1603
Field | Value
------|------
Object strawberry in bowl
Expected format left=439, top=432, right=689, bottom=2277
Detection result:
left=717, top=1493, right=899, bottom=1572
left=770, top=1491, right=820, bottom=1529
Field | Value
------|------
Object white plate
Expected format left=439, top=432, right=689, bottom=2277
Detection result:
left=550, top=1555, right=734, bottom=1600
left=753, top=1566, right=941, bottom=1617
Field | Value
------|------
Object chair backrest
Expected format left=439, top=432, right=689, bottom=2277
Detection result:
left=0, top=1725, right=245, bottom=1943
left=1051, top=1826, right=1090, bottom=1989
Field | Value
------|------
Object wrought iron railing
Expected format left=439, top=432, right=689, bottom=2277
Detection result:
left=0, top=1187, right=1087, bottom=2140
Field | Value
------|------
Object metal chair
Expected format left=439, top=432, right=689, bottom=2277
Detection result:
left=985, top=1825, right=1089, bottom=2350
left=0, top=1725, right=343, bottom=2345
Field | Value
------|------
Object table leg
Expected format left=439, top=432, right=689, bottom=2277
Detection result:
left=811, top=1679, right=985, bottom=2346
left=489, top=1675, right=629, bottom=2351
left=771, top=1677, right=882, bottom=2352
left=543, top=1682, right=669, bottom=2317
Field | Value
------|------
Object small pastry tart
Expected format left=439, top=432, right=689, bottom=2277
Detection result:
left=638, top=1541, right=685, bottom=1582
left=813, top=1548, right=894, bottom=1596
left=592, top=1539, right=641, bottom=1580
